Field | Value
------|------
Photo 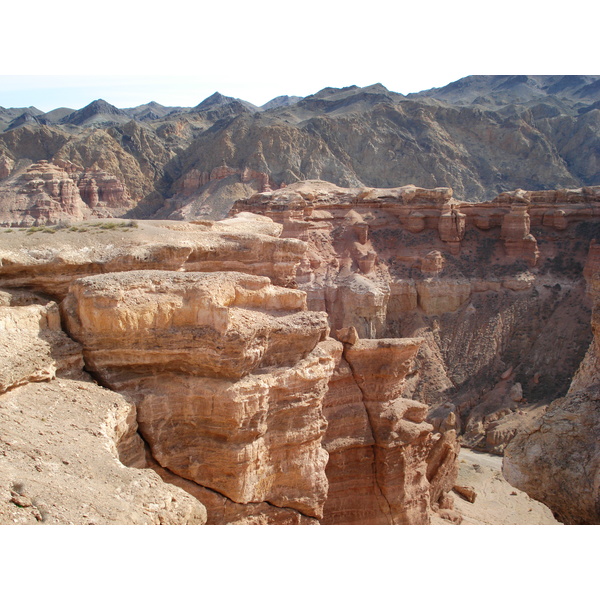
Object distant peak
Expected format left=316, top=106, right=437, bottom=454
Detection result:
left=363, top=83, right=390, bottom=93
left=85, top=99, right=122, bottom=112
left=60, top=98, right=126, bottom=125
left=195, top=92, right=234, bottom=110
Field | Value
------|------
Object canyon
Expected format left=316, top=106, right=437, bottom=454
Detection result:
left=1, top=177, right=600, bottom=524
left=1, top=74, right=599, bottom=525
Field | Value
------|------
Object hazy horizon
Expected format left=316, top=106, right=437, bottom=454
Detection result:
left=0, top=74, right=465, bottom=113
left=1, top=0, right=595, bottom=113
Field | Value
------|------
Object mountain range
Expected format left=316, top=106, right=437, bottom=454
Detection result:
left=0, top=74, right=598, bottom=221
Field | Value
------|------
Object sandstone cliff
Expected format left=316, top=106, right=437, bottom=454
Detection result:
left=0, top=210, right=457, bottom=524
left=4, top=177, right=600, bottom=524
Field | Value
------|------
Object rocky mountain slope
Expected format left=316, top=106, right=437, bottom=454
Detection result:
left=0, top=75, right=597, bottom=226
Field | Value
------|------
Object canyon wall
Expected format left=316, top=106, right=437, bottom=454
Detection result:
left=502, top=241, right=600, bottom=524
left=232, top=181, right=600, bottom=457
left=0, top=210, right=458, bottom=524
left=4, top=177, right=600, bottom=524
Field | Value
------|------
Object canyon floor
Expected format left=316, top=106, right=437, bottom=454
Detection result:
left=432, top=448, right=559, bottom=525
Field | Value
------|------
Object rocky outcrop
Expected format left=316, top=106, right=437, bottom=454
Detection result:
left=0, top=155, right=14, bottom=179
left=0, top=160, right=90, bottom=226
left=77, top=168, right=133, bottom=211
left=0, top=289, right=207, bottom=525
left=0, top=159, right=136, bottom=226
left=503, top=387, right=600, bottom=524
left=322, top=335, right=459, bottom=524
left=0, top=210, right=461, bottom=524
left=62, top=269, right=339, bottom=521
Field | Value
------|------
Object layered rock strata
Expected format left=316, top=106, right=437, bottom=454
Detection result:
left=0, top=160, right=135, bottom=227
left=0, top=213, right=304, bottom=297
left=62, top=269, right=339, bottom=521
left=0, top=211, right=462, bottom=524
left=232, top=180, right=599, bottom=455
left=0, top=288, right=207, bottom=525
left=321, top=334, right=459, bottom=524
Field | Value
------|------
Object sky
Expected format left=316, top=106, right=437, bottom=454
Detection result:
left=1, top=0, right=598, bottom=112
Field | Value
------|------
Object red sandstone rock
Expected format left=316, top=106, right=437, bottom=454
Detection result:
left=321, top=338, right=460, bottom=525
left=500, top=203, right=539, bottom=266
left=62, top=269, right=340, bottom=520
left=0, top=155, right=14, bottom=179
left=0, top=159, right=136, bottom=226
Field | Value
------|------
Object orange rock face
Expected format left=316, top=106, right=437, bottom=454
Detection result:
left=0, top=160, right=135, bottom=226
left=322, top=337, right=459, bottom=524
left=63, top=269, right=340, bottom=520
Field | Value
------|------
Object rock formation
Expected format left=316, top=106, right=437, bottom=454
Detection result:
left=502, top=237, right=600, bottom=524
left=0, top=213, right=304, bottom=297
left=62, top=270, right=339, bottom=521
left=0, top=209, right=459, bottom=524
left=503, top=387, right=600, bottom=524
left=322, top=335, right=459, bottom=524
left=3, top=176, right=600, bottom=524
left=0, top=288, right=207, bottom=524
left=232, top=180, right=600, bottom=457
left=0, top=159, right=135, bottom=227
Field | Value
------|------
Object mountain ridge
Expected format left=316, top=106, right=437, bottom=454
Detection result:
left=0, top=75, right=598, bottom=224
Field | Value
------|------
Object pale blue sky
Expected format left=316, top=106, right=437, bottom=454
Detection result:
left=0, top=73, right=470, bottom=112
left=1, top=0, right=596, bottom=111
